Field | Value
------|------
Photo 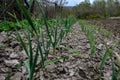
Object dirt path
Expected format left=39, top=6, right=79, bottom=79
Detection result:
left=0, top=22, right=120, bottom=80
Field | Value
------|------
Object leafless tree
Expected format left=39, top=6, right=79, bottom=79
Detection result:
left=0, top=0, right=36, bottom=21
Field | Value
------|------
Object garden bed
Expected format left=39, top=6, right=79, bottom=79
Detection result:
left=0, top=20, right=120, bottom=80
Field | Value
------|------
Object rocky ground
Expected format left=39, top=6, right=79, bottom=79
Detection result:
left=0, top=19, right=120, bottom=80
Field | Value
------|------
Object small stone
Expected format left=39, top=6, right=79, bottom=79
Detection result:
left=85, top=44, right=90, bottom=49
left=1, top=67, right=9, bottom=72
left=97, top=43, right=103, bottom=50
left=46, top=64, right=56, bottom=72
left=10, top=53, right=18, bottom=59
left=69, top=69, right=75, bottom=76
left=21, top=66, right=27, bottom=74
left=4, top=60, right=19, bottom=67
left=65, top=62, right=70, bottom=67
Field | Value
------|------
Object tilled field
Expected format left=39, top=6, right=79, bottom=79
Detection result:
left=87, top=18, right=120, bottom=37
left=0, top=21, right=120, bottom=80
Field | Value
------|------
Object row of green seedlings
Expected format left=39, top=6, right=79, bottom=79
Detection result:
left=80, top=20, right=96, bottom=56
left=79, top=20, right=120, bottom=80
left=7, top=0, right=77, bottom=80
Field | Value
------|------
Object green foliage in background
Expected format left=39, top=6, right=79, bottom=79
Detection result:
left=74, top=0, right=120, bottom=19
